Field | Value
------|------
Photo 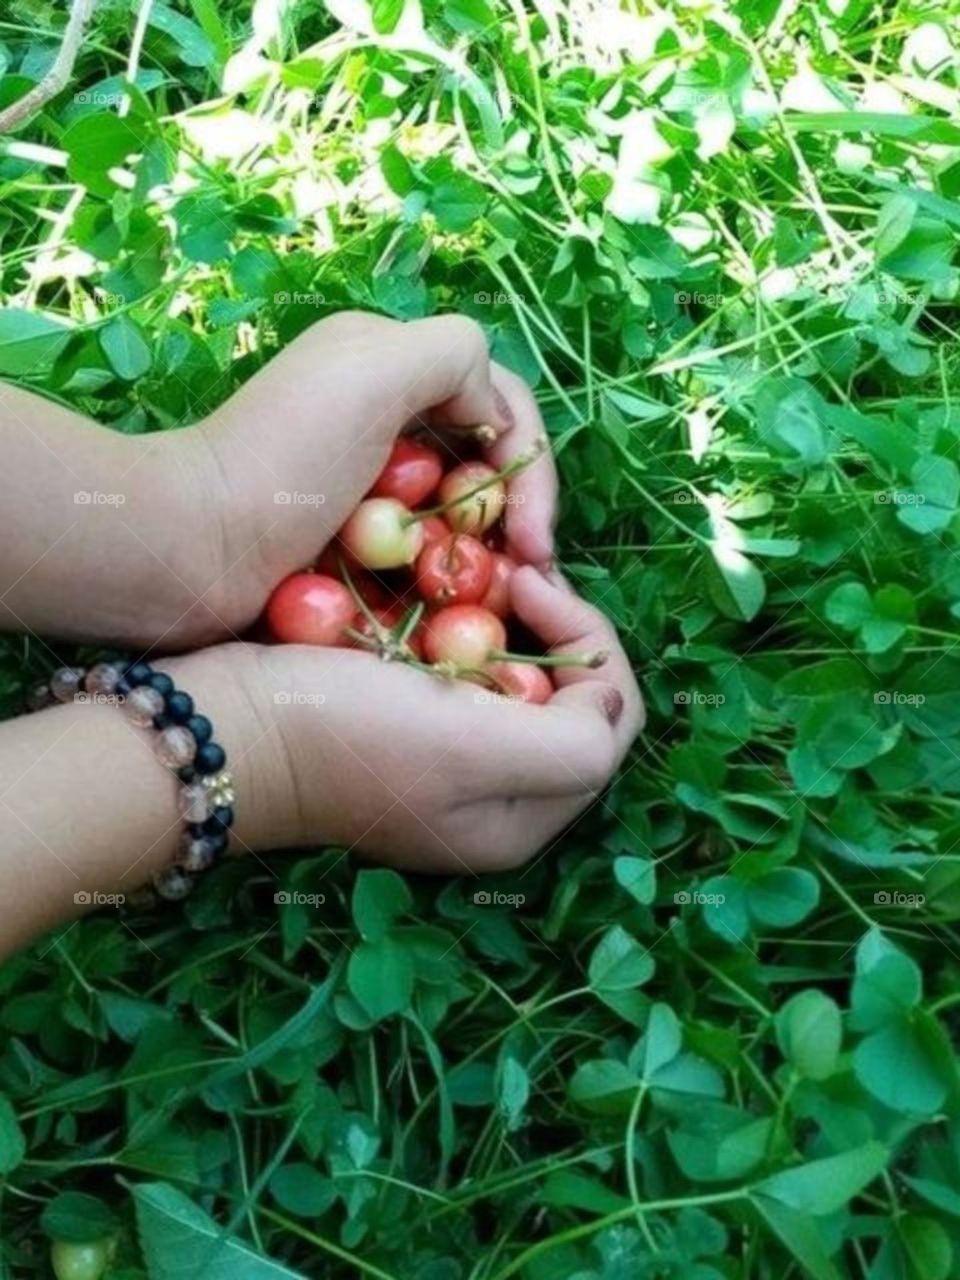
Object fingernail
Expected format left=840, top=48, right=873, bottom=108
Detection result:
left=493, top=386, right=515, bottom=431
left=601, top=688, right=624, bottom=726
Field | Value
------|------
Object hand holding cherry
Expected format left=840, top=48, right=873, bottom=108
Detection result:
left=264, top=434, right=602, bottom=703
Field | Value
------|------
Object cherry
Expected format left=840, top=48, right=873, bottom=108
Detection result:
left=266, top=572, right=355, bottom=645
left=422, top=605, right=507, bottom=668
left=419, top=514, right=450, bottom=549
left=339, top=497, right=424, bottom=570
left=485, top=661, right=553, bottom=704
left=416, top=533, right=493, bottom=606
left=480, top=552, right=516, bottom=617
left=438, top=462, right=506, bottom=535
left=370, top=437, right=444, bottom=507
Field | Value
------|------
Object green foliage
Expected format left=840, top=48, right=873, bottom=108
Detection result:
left=3, top=0, right=960, bottom=1275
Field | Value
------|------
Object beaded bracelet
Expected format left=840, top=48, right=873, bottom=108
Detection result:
left=25, top=659, right=236, bottom=902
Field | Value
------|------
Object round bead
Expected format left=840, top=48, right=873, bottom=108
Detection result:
left=147, top=672, right=175, bottom=696
left=203, top=804, right=234, bottom=834
left=195, top=741, right=226, bottom=774
left=114, top=676, right=132, bottom=698
left=179, top=782, right=212, bottom=824
left=177, top=833, right=221, bottom=873
left=50, top=667, right=84, bottom=703
left=153, top=865, right=194, bottom=900
left=124, top=684, right=165, bottom=728
left=125, top=661, right=153, bottom=686
left=25, top=682, right=53, bottom=712
left=85, top=662, right=122, bottom=697
left=156, top=725, right=197, bottom=768
left=153, top=713, right=172, bottom=730
left=186, top=714, right=212, bottom=745
left=177, top=766, right=197, bottom=784
left=165, top=690, right=195, bottom=723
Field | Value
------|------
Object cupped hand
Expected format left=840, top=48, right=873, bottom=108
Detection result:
left=198, top=570, right=642, bottom=871
left=172, top=311, right=557, bottom=646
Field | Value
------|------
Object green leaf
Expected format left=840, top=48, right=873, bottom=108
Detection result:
left=752, top=1197, right=842, bottom=1280
left=347, top=937, right=414, bottom=1021
left=62, top=113, right=147, bottom=196
left=613, top=856, right=656, bottom=905
left=0, top=1093, right=24, bottom=1175
left=640, top=1003, right=682, bottom=1079
left=569, top=1059, right=640, bottom=1110
left=269, top=1164, right=335, bottom=1218
left=588, top=926, right=654, bottom=995
left=41, top=1192, right=116, bottom=1243
left=0, top=309, right=71, bottom=375
left=99, top=316, right=152, bottom=380
left=775, top=989, right=842, bottom=1080
left=351, top=868, right=412, bottom=942
left=754, top=1142, right=888, bottom=1215
left=131, top=1181, right=307, bottom=1278
left=897, top=455, right=960, bottom=534
left=746, top=868, right=820, bottom=927
left=853, top=1013, right=955, bottom=1114
left=850, top=930, right=922, bottom=1030
left=707, top=546, right=766, bottom=622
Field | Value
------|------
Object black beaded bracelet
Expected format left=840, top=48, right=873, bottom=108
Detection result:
left=26, top=659, right=236, bottom=902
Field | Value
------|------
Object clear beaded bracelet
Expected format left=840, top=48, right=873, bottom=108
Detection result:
left=25, top=659, right=236, bottom=901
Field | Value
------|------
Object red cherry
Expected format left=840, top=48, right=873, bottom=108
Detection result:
left=419, top=514, right=450, bottom=549
left=480, top=552, right=516, bottom=617
left=370, top=438, right=444, bottom=507
left=484, top=661, right=553, bottom=704
left=438, top=462, right=505, bottom=535
left=422, top=605, right=506, bottom=667
left=339, top=498, right=424, bottom=570
left=415, top=534, right=493, bottom=606
left=266, top=573, right=355, bottom=645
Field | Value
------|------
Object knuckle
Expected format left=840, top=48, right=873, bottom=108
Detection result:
left=317, top=309, right=385, bottom=343
left=432, top=314, right=489, bottom=364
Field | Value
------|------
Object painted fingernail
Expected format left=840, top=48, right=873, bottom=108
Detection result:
left=601, top=688, right=624, bottom=726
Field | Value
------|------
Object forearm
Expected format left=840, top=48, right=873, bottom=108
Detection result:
left=0, top=385, right=219, bottom=645
left=0, top=646, right=291, bottom=958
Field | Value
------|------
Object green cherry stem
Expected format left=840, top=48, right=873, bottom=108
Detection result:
left=488, top=648, right=609, bottom=670
left=403, top=438, right=546, bottom=526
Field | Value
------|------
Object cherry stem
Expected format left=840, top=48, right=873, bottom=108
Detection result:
left=404, top=439, right=546, bottom=526
left=489, top=648, right=609, bottom=670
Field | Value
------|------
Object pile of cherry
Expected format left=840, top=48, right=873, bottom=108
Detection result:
left=264, top=433, right=603, bottom=703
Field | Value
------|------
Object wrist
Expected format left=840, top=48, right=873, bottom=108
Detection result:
left=156, top=642, right=303, bottom=855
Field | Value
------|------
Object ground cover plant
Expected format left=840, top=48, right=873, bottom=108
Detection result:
left=2, top=0, right=960, bottom=1275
